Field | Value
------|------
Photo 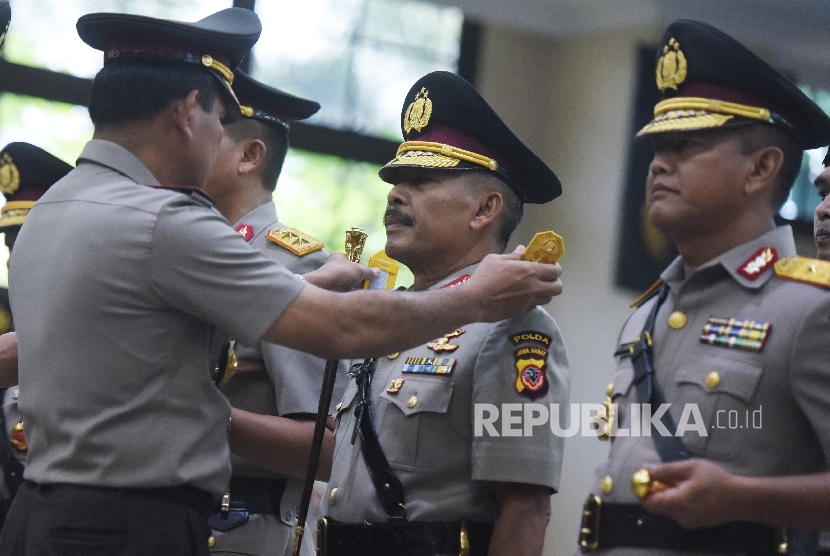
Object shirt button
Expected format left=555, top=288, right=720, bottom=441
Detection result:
left=208, top=537, right=216, bottom=548
left=328, top=487, right=338, bottom=506
left=705, top=371, right=721, bottom=389
left=600, top=475, right=613, bottom=495
left=668, top=311, right=687, bottom=329
left=407, top=396, right=418, bottom=408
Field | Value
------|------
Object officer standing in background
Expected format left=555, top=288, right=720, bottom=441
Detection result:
left=203, top=70, right=344, bottom=556
left=579, top=20, right=830, bottom=555
left=813, top=156, right=830, bottom=262
left=0, top=143, right=72, bottom=528
left=320, top=71, right=570, bottom=556
left=812, top=158, right=830, bottom=556
left=0, top=8, right=563, bottom=555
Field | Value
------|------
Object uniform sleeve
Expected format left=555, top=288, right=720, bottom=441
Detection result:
left=470, top=308, right=571, bottom=491
left=789, top=296, right=830, bottom=467
left=148, top=199, right=305, bottom=345
left=261, top=342, right=350, bottom=415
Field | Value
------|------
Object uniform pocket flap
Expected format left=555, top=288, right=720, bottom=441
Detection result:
left=379, top=377, right=454, bottom=416
left=675, top=356, right=762, bottom=402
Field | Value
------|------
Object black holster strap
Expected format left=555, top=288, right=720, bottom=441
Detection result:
left=354, top=359, right=407, bottom=520
left=593, top=502, right=778, bottom=555
left=213, top=476, right=287, bottom=515
left=318, top=518, right=494, bottom=556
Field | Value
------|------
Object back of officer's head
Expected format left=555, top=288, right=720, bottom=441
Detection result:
left=88, top=60, right=220, bottom=128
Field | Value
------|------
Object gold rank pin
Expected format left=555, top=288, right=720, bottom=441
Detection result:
left=631, top=468, right=672, bottom=499
left=521, top=231, right=565, bottom=264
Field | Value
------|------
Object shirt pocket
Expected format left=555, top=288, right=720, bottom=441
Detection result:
left=674, top=353, right=763, bottom=460
left=376, top=377, right=455, bottom=470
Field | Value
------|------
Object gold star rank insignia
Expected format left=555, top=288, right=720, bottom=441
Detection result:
left=266, top=227, right=325, bottom=256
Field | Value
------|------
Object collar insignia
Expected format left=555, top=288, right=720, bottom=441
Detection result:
left=737, top=247, right=777, bottom=280
left=656, top=37, right=687, bottom=92
left=403, top=87, right=433, bottom=134
left=440, top=274, right=471, bottom=289
left=235, top=223, right=254, bottom=242
left=0, top=153, right=20, bottom=195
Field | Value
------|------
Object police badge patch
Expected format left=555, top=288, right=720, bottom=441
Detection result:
left=512, top=330, right=551, bottom=400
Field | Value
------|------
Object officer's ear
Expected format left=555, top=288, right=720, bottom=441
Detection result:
left=744, top=145, right=784, bottom=198
left=239, top=139, right=266, bottom=176
left=171, top=90, right=201, bottom=140
left=470, top=190, right=504, bottom=231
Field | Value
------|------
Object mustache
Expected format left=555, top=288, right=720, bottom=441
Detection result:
left=383, top=207, right=413, bottom=227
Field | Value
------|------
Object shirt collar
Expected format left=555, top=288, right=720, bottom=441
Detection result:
left=661, top=226, right=796, bottom=291
left=76, top=139, right=160, bottom=186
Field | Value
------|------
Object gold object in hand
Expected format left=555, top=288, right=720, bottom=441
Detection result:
left=631, top=468, right=670, bottom=499
left=345, top=227, right=368, bottom=263
left=522, top=231, right=565, bottom=264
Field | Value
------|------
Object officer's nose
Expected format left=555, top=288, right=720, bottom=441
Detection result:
left=387, top=183, right=408, bottom=207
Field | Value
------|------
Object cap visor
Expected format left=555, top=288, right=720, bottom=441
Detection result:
left=636, top=112, right=739, bottom=137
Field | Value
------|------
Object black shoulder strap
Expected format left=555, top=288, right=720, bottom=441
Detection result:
left=350, top=359, right=407, bottom=521
left=618, top=284, right=689, bottom=462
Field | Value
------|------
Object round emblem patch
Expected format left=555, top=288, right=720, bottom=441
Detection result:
left=0, top=153, right=20, bottom=196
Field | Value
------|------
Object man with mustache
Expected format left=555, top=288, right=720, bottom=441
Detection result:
left=0, top=9, right=564, bottom=556
left=579, top=20, right=830, bottom=555
left=318, top=71, right=571, bottom=556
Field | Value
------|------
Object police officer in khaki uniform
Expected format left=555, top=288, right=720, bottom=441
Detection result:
left=578, top=20, right=830, bottom=556
left=203, top=71, right=344, bottom=556
left=812, top=157, right=830, bottom=556
left=320, top=71, right=571, bottom=556
left=0, top=9, right=564, bottom=555
left=813, top=158, right=830, bottom=262
left=0, top=143, right=72, bottom=528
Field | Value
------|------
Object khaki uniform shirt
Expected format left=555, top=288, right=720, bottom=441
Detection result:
left=324, top=265, right=570, bottom=523
left=9, top=140, right=305, bottom=497
left=211, top=202, right=345, bottom=556
left=589, top=226, right=830, bottom=555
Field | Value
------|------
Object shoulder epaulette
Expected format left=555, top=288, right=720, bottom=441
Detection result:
left=147, top=184, right=214, bottom=205
left=266, top=226, right=325, bottom=257
left=773, top=256, right=830, bottom=289
left=629, top=278, right=664, bottom=308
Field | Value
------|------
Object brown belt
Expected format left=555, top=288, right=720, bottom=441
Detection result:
left=233, top=360, right=266, bottom=375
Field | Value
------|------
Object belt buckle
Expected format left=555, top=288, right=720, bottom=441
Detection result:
left=579, top=495, right=601, bottom=552
left=316, top=517, right=329, bottom=556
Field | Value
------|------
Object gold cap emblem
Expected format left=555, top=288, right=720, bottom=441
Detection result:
left=0, top=153, right=20, bottom=196
left=403, top=87, right=433, bottom=134
left=656, top=38, right=687, bottom=92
